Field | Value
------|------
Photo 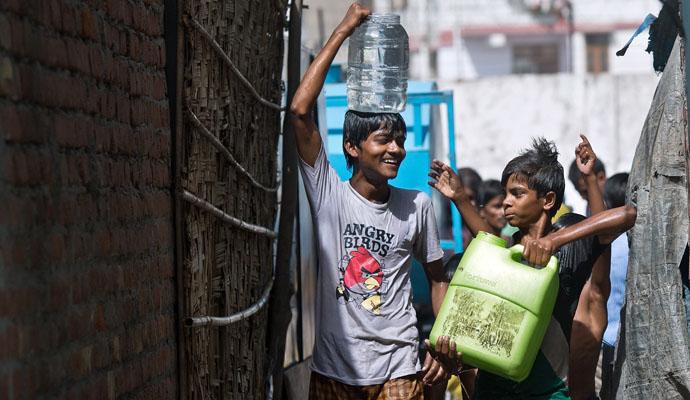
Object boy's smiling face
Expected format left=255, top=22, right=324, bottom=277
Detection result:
left=347, top=123, right=406, bottom=182
left=502, top=174, right=549, bottom=229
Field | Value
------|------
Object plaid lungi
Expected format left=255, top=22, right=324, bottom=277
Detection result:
left=308, top=371, right=423, bottom=400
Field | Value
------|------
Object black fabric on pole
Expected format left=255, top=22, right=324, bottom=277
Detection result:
left=646, top=0, right=683, bottom=72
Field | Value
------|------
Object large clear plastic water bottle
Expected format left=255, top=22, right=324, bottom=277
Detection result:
left=347, top=14, right=409, bottom=113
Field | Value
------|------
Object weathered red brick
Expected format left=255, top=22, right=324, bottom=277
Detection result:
left=0, top=1, right=174, bottom=397
left=0, top=14, right=11, bottom=51
left=0, top=56, right=21, bottom=100
left=80, top=7, right=99, bottom=40
left=37, top=0, right=61, bottom=32
left=66, top=38, right=91, bottom=74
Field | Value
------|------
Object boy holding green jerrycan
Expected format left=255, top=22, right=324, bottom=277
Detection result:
left=427, top=138, right=636, bottom=399
left=431, top=231, right=560, bottom=382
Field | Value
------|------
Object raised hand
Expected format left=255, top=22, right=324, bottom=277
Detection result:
left=575, top=134, right=597, bottom=177
left=428, top=159, right=466, bottom=202
left=291, top=2, right=371, bottom=166
left=335, top=3, right=371, bottom=36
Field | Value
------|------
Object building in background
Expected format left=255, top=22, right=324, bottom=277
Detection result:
left=374, top=0, right=661, bottom=80
left=299, top=0, right=664, bottom=213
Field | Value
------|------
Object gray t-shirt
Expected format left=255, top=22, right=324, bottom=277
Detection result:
left=299, top=145, right=444, bottom=385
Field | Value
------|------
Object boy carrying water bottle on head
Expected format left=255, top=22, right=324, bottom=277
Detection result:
left=290, top=3, right=451, bottom=399
left=427, top=137, right=636, bottom=399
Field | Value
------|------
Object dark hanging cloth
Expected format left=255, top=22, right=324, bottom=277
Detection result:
left=647, top=0, right=683, bottom=72
left=612, top=38, right=690, bottom=399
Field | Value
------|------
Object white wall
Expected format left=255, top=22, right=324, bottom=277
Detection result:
left=572, top=0, right=661, bottom=24
left=439, top=72, right=659, bottom=213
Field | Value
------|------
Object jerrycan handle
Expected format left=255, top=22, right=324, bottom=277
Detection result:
left=508, top=244, right=559, bottom=273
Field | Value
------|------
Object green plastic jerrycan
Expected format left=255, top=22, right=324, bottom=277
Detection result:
left=429, top=231, right=559, bottom=382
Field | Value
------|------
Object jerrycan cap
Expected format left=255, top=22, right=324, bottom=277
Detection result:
left=475, top=231, right=507, bottom=248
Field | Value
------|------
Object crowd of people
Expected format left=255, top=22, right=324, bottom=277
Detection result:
left=289, top=3, right=645, bottom=399
left=431, top=144, right=633, bottom=400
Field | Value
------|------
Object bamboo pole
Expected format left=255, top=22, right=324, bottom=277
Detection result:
left=266, top=0, right=302, bottom=398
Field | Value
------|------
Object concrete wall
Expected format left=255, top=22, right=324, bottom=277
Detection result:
left=439, top=72, right=659, bottom=213
left=0, top=1, right=175, bottom=398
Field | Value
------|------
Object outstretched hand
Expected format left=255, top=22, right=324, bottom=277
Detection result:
left=336, top=3, right=371, bottom=36
left=428, top=160, right=466, bottom=202
left=575, top=134, right=597, bottom=177
left=423, top=337, right=463, bottom=384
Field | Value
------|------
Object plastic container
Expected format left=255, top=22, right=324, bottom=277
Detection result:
left=347, top=14, right=409, bottom=113
left=429, top=232, right=559, bottom=382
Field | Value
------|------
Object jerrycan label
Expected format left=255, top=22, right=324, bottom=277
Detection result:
left=441, top=287, right=526, bottom=358
left=463, top=272, right=497, bottom=288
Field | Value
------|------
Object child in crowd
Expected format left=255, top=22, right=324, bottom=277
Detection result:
left=457, top=167, right=482, bottom=208
left=458, top=167, right=483, bottom=249
left=290, top=3, right=450, bottom=398
left=598, top=172, right=630, bottom=400
left=568, top=149, right=607, bottom=215
left=427, top=137, right=636, bottom=399
left=442, top=178, right=506, bottom=280
left=565, top=137, right=612, bottom=400
left=476, top=179, right=507, bottom=238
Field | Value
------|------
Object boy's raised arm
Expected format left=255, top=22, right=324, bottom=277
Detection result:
left=575, top=135, right=606, bottom=215
left=428, top=160, right=494, bottom=236
left=523, top=205, right=637, bottom=266
left=289, top=3, right=370, bottom=166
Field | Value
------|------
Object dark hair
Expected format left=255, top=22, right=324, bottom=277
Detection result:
left=477, top=179, right=504, bottom=207
left=342, top=111, right=406, bottom=170
left=604, top=172, right=629, bottom=208
left=552, top=212, right=586, bottom=231
left=501, top=137, right=565, bottom=217
left=458, top=168, right=482, bottom=197
left=568, top=158, right=606, bottom=187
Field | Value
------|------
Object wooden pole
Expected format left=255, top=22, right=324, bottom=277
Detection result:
left=164, top=0, right=187, bottom=396
left=267, top=0, right=302, bottom=398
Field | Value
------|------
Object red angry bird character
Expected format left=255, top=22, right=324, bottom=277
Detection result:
left=339, top=247, right=384, bottom=314
left=343, top=247, right=383, bottom=291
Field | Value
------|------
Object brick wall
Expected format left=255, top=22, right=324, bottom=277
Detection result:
left=0, top=0, right=176, bottom=398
